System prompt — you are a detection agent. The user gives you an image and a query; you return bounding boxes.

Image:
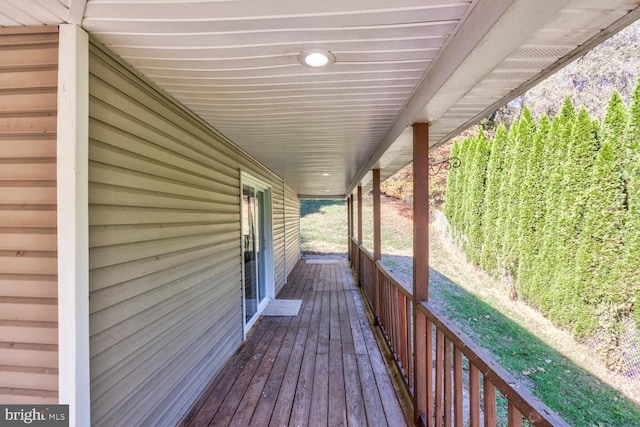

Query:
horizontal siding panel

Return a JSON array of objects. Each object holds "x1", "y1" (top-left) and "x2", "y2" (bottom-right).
[
  {"x1": 90, "y1": 121, "x2": 239, "y2": 187},
  {"x1": 89, "y1": 50, "x2": 242, "y2": 161},
  {"x1": 88, "y1": 78, "x2": 239, "y2": 168},
  {"x1": 0, "y1": 343, "x2": 57, "y2": 369},
  {"x1": 0, "y1": 298, "x2": 57, "y2": 322},
  {"x1": 90, "y1": 143, "x2": 238, "y2": 195},
  {"x1": 0, "y1": 321, "x2": 57, "y2": 345},
  {"x1": 0, "y1": 367, "x2": 57, "y2": 391},
  {"x1": 0, "y1": 208, "x2": 56, "y2": 227},
  {"x1": 0, "y1": 135, "x2": 56, "y2": 158},
  {"x1": 0, "y1": 43, "x2": 58, "y2": 67},
  {"x1": 0, "y1": 69, "x2": 58, "y2": 90},
  {"x1": 0, "y1": 115, "x2": 56, "y2": 134},
  {"x1": 0, "y1": 252, "x2": 56, "y2": 275},
  {"x1": 0, "y1": 91, "x2": 57, "y2": 112},
  {"x1": 90, "y1": 162, "x2": 238, "y2": 203},
  {"x1": 90, "y1": 239, "x2": 239, "y2": 292},
  {"x1": 97, "y1": 294, "x2": 240, "y2": 426},
  {"x1": 0, "y1": 228, "x2": 56, "y2": 251},
  {"x1": 91, "y1": 268, "x2": 238, "y2": 391},
  {"x1": 89, "y1": 205, "x2": 238, "y2": 226},
  {"x1": 0, "y1": 183, "x2": 56, "y2": 204},
  {"x1": 89, "y1": 102, "x2": 238, "y2": 178},
  {"x1": 0, "y1": 161, "x2": 56, "y2": 180},
  {"x1": 90, "y1": 222, "x2": 238, "y2": 248},
  {"x1": 0, "y1": 275, "x2": 56, "y2": 298},
  {"x1": 0, "y1": 390, "x2": 57, "y2": 405},
  {"x1": 89, "y1": 183, "x2": 238, "y2": 212},
  {"x1": 90, "y1": 255, "x2": 239, "y2": 338},
  {"x1": 89, "y1": 231, "x2": 239, "y2": 269},
  {"x1": 91, "y1": 284, "x2": 239, "y2": 421},
  {"x1": 89, "y1": 251, "x2": 236, "y2": 313}
]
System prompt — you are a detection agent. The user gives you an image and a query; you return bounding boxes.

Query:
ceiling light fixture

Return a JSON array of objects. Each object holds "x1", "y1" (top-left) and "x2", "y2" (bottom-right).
[
  {"x1": 320, "y1": 172, "x2": 331, "y2": 176},
  {"x1": 298, "y1": 49, "x2": 335, "y2": 68}
]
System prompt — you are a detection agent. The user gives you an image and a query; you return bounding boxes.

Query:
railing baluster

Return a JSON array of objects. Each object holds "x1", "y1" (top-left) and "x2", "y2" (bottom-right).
[
  {"x1": 484, "y1": 380, "x2": 497, "y2": 427},
  {"x1": 426, "y1": 316, "x2": 433, "y2": 426},
  {"x1": 399, "y1": 294, "x2": 407, "y2": 375},
  {"x1": 453, "y1": 348, "x2": 463, "y2": 427},
  {"x1": 508, "y1": 403, "x2": 523, "y2": 427},
  {"x1": 435, "y1": 329, "x2": 444, "y2": 426},
  {"x1": 444, "y1": 337, "x2": 453, "y2": 427},
  {"x1": 469, "y1": 364, "x2": 480, "y2": 427},
  {"x1": 410, "y1": 300, "x2": 416, "y2": 392}
]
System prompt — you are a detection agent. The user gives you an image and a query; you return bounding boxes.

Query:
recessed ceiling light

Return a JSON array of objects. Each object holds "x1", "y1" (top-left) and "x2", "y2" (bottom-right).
[
  {"x1": 298, "y1": 49, "x2": 335, "y2": 68},
  {"x1": 320, "y1": 172, "x2": 331, "y2": 176}
]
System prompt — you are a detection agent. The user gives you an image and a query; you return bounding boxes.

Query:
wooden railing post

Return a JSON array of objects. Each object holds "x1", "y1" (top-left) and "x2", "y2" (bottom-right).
[
  {"x1": 413, "y1": 122, "x2": 430, "y2": 425},
  {"x1": 357, "y1": 185, "x2": 363, "y2": 284},
  {"x1": 373, "y1": 169, "x2": 381, "y2": 325},
  {"x1": 347, "y1": 195, "x2": 352, "y2": 261}
]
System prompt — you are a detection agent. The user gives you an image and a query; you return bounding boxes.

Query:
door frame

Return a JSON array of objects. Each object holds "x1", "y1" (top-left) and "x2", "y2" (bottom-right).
[{"x1": 240, "y1": 171, "x2": 275, "y2": 338}]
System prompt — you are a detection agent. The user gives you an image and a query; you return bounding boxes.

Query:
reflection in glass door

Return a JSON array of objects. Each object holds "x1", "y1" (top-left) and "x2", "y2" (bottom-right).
[{"x1": 242, "y1": 184, "x2": 266, "y2": 324}]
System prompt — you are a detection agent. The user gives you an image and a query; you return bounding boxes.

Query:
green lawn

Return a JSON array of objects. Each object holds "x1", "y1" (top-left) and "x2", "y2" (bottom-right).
[{"x1": 300, "y1": 199, "x2": 348, "y2": 254}]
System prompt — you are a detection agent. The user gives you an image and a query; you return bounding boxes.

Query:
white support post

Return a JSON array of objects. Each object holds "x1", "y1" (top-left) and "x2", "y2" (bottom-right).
[{"x1": 57, "y1": 24, "x2": 90, "y2": 427}]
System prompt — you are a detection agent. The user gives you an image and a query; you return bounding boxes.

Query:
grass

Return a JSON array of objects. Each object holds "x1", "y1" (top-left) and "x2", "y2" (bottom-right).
[
  {"x1": 300, "y1": 196, "x2": 640, "y2": 427},
  {"x1": 300, "y1": 199, "x2": 348, "y2": 254}
]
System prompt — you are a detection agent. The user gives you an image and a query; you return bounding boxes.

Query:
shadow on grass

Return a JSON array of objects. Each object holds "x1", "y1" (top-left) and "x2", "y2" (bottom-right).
[
  {"x1": 300, "y1": 199, "x2": 346, "y2": 217},
  {"x1": 379, "y1": 254, "x2": 640, "y2": 426}
]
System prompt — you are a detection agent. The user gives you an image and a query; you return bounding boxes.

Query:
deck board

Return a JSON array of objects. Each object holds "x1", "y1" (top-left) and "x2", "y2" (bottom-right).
[{"x1": 183, "y1": 259, "x2": 412, "y2": 427}]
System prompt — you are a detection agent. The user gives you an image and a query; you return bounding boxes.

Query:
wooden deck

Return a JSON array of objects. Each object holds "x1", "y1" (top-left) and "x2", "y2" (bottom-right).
[{"x1": 181, "y1": 258, "x2": 412, "y2": 427}]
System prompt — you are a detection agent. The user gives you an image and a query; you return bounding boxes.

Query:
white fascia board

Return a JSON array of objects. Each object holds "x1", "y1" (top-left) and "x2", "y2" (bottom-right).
[{"x1": 57, "y1": 23, "x2": 90, "y2": 427}]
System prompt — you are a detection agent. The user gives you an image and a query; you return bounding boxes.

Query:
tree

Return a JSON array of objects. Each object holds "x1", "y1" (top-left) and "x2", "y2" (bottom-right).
[
  {"x1": 624, "y1": 79, "x2": 640, "y2": 333},
  {"x1": 530, "y1": 98, "x2": 575, "y2": 313},
  {"x1": 444, "y1": 140, "x2": 461, "y2": 226},
  {"x1": 463, "y1": 131, "x2": 489, "y2": 263},
  {"x1": 516, "y1": 114, "x2": 550, "y2": 298},
  {"x1": 500, "y1": 107, "x2": 536, "y2": 282},
  {"x1": 573, "y1": 92, "x2": 629, "y2": 369},
  {"x1": 480, "y1": 124, "x2": 509, "y2": 271}
]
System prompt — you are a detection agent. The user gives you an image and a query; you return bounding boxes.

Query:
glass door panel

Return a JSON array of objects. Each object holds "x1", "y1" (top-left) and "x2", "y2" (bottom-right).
[{"x1": 242, "y1": 183, "x2": 267, "y2": 325}]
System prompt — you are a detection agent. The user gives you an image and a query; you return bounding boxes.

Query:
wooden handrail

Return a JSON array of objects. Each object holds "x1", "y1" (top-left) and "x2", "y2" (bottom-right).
[
  {"x1": 349, "y1": 241, "x2": 569, "y2": 427},
  {"x1": 418, "y1": 301, "x2": 569, "y2": 426}
]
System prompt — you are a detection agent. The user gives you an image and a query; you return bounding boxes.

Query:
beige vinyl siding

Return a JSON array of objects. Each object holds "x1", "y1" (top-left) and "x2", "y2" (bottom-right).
[
  {"x1": 284, "y1": 183, "x2": 301, "y2": 280},
  {"x1": 88, "y1": 41, "x2": 298, "y2": 426},
  {"x1": 0, "y1": 27, "x2": 59, "y2": 405},
  {"x1": 273, "y1": 182, "x2": 286, "y2": 293}
]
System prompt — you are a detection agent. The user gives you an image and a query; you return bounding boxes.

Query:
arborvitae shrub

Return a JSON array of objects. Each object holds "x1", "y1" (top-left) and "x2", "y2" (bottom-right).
[
  {"x1": 443, "y1": 140, "x2": 461, "y2": 225},
  {"x1": 480, "y1": 124, "x2": 509, "y2": 271},
  {"x1": 516, "y1": 114, "x2": 549, "y2": 299},
  {"x1": 443, "y1": 84, "x2": 640, "y2": 365},
  {"x1": 625, "y1": 79, "x2": 640, "y2": 334},
  {"x1": 463, "y1": 131, "x2": 489, "y2": 263}
]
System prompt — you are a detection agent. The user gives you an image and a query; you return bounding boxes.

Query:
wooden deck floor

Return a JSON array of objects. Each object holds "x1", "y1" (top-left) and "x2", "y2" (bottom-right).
[{"x1": 181, "y1": 258, "x2": 412, "y2": 427}]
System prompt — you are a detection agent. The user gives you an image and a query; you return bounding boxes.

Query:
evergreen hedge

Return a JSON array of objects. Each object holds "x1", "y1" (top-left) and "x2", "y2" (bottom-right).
[{"x1": 443, "y1": 79, "x2": 640, "y2": 370}]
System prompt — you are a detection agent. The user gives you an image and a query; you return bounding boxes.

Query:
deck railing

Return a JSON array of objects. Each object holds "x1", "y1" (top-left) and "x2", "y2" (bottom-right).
[{"x1": 349, "y1": 238, "x2": 568, "y2": 427}]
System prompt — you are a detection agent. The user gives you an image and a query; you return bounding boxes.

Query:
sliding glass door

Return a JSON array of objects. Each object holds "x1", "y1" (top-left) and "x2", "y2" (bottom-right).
[{"x1": 241, "y1": 174, "x2": 273, "y2": 333}]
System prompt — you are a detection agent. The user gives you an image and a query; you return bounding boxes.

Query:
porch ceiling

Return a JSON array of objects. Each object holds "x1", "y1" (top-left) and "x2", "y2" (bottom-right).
[{"x1": 3, "y1": 0, "x2": 640, "y2": 197}]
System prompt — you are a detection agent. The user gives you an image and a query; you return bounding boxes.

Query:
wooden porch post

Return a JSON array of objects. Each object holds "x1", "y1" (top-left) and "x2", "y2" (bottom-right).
[
  {"x1": 413, "y1": 122, "x2": 430, "y2": 424},
  {"x1": 347, "y1": 195, "x2": 352, "y2": 261},
  {"x1": 372, "y1": 169, "x2": 381, "y2": 323},
  {"x1": 357, "y1": 186, "x2": 363, "y2": 284},
  {"x1": 357, "y1": 186, "x2": 363, "y2": 246}
]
